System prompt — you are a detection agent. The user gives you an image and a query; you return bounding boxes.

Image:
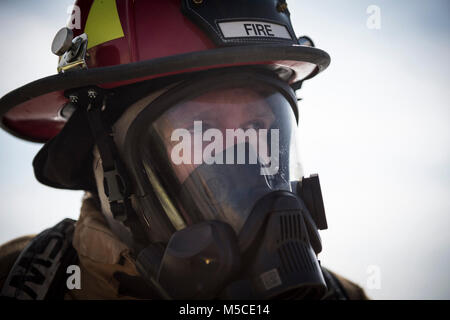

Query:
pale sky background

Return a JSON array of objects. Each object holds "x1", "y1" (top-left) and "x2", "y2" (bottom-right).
[{"x1": 0, "y1": 0, "x2": 449, "y2": 300}]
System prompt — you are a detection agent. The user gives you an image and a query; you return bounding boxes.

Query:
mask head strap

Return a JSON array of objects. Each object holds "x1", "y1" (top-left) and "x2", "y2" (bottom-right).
[{"x1": 67, "y1": 86, "x2": 148, "y2": 249}]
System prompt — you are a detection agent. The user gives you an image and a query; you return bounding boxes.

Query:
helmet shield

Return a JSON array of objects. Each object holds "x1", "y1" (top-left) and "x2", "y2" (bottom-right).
[{"x1": 124, "y1": 72, "x2": 303, "y2": 243}]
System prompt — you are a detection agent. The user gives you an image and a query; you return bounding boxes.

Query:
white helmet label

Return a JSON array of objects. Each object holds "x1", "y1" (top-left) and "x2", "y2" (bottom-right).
[{"x1": 217, "y1": 20, "x2": 293, "y2": 40}]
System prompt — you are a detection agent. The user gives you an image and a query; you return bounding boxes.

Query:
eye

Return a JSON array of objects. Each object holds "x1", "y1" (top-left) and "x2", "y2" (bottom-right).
[{"x1": 187, "y1": 122, "x2": 213, "y2": 134}]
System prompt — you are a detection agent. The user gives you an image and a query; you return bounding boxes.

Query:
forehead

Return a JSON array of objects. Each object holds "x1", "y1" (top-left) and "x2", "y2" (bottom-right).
[
  {"x1": 190, "y1": 87, "x2": 266, "y2": 104},
  {"x1": 165, "y1": 86, "x2": 271, "y2": 119}
]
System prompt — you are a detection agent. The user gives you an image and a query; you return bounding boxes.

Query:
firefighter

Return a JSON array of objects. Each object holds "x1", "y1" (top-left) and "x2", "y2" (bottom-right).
[{"x1": 0, "y1": 0, "x2": 367, "y2": 300}]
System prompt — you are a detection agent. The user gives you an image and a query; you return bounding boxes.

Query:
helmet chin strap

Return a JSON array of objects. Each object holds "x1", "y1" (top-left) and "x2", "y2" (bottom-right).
[{"x1": 69, "y1": 86, "x2": 148, "y2": 252}]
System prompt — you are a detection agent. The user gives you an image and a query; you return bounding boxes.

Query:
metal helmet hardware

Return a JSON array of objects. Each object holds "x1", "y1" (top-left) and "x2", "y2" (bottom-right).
[{"x1": 51, "y1": 27, "x2": 74, "y2": 56}]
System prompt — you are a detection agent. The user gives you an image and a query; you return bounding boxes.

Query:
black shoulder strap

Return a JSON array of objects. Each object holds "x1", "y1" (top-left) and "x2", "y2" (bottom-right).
[
  {"x1": 321, "y1": 267, "x2": 349, "y2": 300},
  {"x1": 1, "y1": 219, "x2": 78, "y2": 300}
]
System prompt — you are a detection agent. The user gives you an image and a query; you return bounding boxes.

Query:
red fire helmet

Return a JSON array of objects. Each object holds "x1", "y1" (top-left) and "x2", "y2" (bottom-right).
[{"x1": 0, "y1": 0, "x2": 330, "y2": 143}]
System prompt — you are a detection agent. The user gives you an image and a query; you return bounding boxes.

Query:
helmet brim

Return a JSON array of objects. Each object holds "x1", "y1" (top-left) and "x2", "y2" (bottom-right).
[{"x1": 0, "y1": 44, "x2": 329, "y2": 143}]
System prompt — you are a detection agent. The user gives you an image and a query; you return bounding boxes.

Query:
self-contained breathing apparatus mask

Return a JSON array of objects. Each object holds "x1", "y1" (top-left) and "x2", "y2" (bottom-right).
[{"x1": 111, "y1": 70, "x2": 329, "y2": 299}]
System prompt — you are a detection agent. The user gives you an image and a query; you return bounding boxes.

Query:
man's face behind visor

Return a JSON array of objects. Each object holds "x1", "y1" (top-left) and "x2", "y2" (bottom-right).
[
  {"x1": 154, "y1": 87, "x2": 277, "y2": 183},
  {"x1": 123, "y1": 73, "x2": 304, "y2": 243}
]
